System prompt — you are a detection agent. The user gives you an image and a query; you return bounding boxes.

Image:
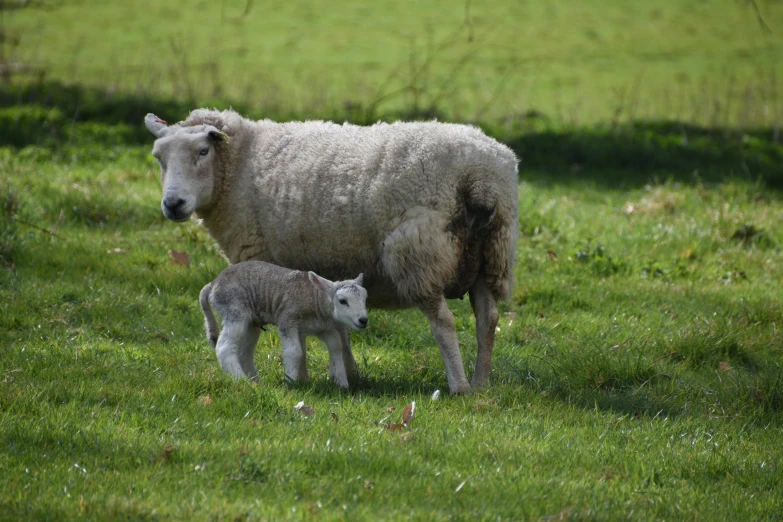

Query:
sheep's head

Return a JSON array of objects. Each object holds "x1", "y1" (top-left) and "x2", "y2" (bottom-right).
[
  {"x1": 145, "y1": 113, "x2": 229, "y2": 222},
  {"x1": 309, "y1": 272, "x2": 369, "y2": 331}
]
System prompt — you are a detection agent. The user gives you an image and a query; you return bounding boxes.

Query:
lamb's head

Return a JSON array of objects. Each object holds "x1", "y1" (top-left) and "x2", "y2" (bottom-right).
[
  {"x1": 308, "y1": 272, "x2": 369, "y2": 331},
  {"x1": 145, "y1": 113, "x2": 229, "y2": 222}
]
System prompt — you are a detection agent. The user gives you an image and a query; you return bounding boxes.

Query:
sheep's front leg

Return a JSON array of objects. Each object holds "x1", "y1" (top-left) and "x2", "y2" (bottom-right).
[
  {"x1": 420, "y1": 297, "x2": 472, "y2": 394},
  {"x1": 215, "y1": 321, "x2": 249, "y2": 379},
  {"x1": 469, "y1": 273, "x2": 499, "y2": 389},
  {"x1": 337, "y1": 325, "x2": 360, "y2": 384},
  {"x1": 238, "y1": 325, "x2": 261, "y2": 381},
  {"x1": 279, "y1": 327, "x2": 308, "y2": 384},
  {"x1": 318, "y1": 329, "x2": 350, "y2": 389}
]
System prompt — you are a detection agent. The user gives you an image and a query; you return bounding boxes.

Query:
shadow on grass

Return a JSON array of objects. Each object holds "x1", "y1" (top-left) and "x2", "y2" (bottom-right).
[{"x1": 2, "y1": 80, "x2": 782, "y2": 190}]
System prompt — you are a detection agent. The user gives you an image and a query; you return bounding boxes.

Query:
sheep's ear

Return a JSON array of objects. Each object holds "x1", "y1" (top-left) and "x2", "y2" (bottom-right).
[
  {"x1": 144, "y1": 113, "x2": 169, "y2": 138},
  {"x1": 354, "y1": 273, "x2": 364, "y2": 286},
  {"x1": 207, "y1": 128, "x2": 229, "y2": 143},
  {"x1": 308, "y1": 271, "x2": 334, "y2": 293}
]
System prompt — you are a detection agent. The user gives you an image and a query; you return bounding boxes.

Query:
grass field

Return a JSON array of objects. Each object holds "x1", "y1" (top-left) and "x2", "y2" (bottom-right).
[{"x1": 2, "y1": 0, "x2": 783, "y2": 520}]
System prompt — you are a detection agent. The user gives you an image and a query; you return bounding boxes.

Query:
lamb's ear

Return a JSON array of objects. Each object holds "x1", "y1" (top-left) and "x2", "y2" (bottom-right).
[
  {"x1": 354, "y1": 273, "x2": 364, "y2": 286},
  {"x1": 144, "y1": 113, "x2": 169, "y2": 138},
  {"x1": 308, "y1": 271, "x2": 334, "y2": 293},
  {"x1": 207, "y1": 128, "x2": 229, "y2": 143}
]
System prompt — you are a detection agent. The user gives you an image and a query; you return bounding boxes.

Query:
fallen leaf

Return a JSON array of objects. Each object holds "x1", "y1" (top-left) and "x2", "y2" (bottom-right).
[
  {"x1": 546, "y1": 249, "x2": 558, "y2": 261},
  {"x1": 156, "y1": 444, "x2": 176, "y2": 463},
  {"x1": 624, "y1": 202, "x2": 635, "y2": 216},
  {"x1": 168, "y1": 249, "x2": 190, "y2": 267},
  {"x1": 197, "y1": 395, "x2": 212, "y2": 406},
  {"x1": 331, "y1": 412, "x2": 339, "y2": 423},
  {"x1": 106, "y1": 248, "x2": 126, "y2": 255},
  {"x1": 402, "y1": 401, "x2": 416, "y2": 426},
  {"x1": 719, "y1": 361, "x2": 733, "y2": 372},
  {"x1": 294, "y1": 401, "x2": 316, "y2": 416}
]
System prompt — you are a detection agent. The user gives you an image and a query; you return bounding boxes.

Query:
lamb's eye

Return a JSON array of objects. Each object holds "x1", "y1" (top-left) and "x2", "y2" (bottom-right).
[
  {"x1": 338, "y1": 298, "x2": 348, "y2": 306},
  {"x1": 198, "y1": 147, "x2": 209, "y2": 157}
]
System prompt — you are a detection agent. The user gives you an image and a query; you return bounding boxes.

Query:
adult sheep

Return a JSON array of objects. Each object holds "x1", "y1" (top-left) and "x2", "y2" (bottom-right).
[{"x1": 144, "y1": 109, "x2": 519, "y2": 394}]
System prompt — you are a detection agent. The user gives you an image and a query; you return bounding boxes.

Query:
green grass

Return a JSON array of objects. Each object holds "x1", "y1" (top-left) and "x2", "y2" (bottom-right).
[
  {"x1": 2, "y1": 110, "x2": 783, "y2": 519},
  {"x1": 2, "y1": 0, "x2": 783, "y2": 519}
]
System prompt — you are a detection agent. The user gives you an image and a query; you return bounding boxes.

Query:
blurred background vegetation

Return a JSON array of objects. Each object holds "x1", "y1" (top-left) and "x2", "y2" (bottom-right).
[{"x1": 1, "y1": 0, "x2": 781, "y2": 190}]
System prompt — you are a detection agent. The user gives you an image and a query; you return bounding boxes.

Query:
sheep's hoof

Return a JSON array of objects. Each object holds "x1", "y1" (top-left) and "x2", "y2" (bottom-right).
[
  {"x1": 470, "y1": 376, "x2": 490, "y2": 390},
  {"x1": 450, "y1": 384, "x2": 473, "y2": 395}
]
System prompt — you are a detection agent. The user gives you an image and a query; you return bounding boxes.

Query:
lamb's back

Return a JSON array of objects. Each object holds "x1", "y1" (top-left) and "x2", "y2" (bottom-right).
[{"x1": 210, "y1": 261, "x2": 318, "y2": 326}]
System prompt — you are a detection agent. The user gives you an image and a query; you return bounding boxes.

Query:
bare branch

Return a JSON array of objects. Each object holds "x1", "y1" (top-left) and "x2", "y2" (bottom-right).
[{"x1": 744, "y1": 0, "x2": 772, "y2": 34}]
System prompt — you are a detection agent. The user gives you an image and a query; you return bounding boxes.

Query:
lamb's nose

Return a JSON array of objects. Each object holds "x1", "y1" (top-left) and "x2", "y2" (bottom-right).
[{"x1": 358, "y1": 317, "x2": 369, "y2": 327}]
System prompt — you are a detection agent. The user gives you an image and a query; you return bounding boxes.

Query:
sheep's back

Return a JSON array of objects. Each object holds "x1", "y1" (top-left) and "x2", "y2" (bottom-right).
[{"x1": 240, "y1": 120, "x2": 518, "y2": 290}]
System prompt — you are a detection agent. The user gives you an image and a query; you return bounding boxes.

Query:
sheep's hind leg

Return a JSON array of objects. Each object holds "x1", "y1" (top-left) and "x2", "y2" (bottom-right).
[
  {"x1": 215, "y1": 321, "x2": 249, "y2": 379},
  {"x1": 279, "y1": 327, "x2": 308, "y2": 384},
  {"x1": 419, "y1": 297, "x2": 472, "y2": 394},
  {"x1": 469, "y1": 273, "x2": 499, "y2": 389},
  {"x1": 238, "y1": 325, "x2": 261, "y2": 381},
  {"x1": 318, "y1": 329, "x2": 350, "y2": 389}
]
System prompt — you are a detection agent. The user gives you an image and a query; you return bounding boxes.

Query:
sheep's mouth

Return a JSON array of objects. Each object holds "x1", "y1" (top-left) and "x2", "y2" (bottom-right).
[
  {"x1": 353, "y1": 322, "x2": 368, "y2": 330},
  {"x1": 162, "y1": 208, "x2": 193, "y2": 222}
]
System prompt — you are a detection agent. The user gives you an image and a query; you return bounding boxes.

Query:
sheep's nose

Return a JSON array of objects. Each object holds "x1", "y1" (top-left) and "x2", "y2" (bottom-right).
[
  {"x1": 358, "y1": 317, "x2": 368, "y2": 327},
  {"x1": 163, "y1": 197, "x2": 186, "y2": 212}
]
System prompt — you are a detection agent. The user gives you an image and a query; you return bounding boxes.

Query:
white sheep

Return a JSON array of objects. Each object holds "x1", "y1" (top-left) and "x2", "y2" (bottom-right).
[
  {"x1": 199, "y1": 260, "x2": 368, "y2": 388},
  {"x1": 145, "y1": 109, "x2": 519, "y2": 394}
]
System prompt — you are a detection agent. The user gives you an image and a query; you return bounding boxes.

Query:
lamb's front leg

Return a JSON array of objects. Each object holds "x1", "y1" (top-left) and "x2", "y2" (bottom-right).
[
  {"x1": 337, "y1": 325, "x2": 360, "y2": 384},
  {"x1": 318, "y1": 329, "x2": 350, "y2": 389},
  {"x1": 419, "y1": 296, "x2": 472, "y2": 394},
  {"x1": 278, "y1": 326, "x2": 308, "y2": 384},
  {"x1": 215, "y1": 321, "x2": 249, "y2": 379}
]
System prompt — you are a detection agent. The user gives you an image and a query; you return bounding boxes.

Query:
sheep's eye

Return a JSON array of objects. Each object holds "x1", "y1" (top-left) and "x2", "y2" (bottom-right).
[
  {"x1": 338, "y1": 298, "x2": 348, "y2": 306},
  {"x1": 198, "y1": 147, "x2": 209, "y2": 157}
]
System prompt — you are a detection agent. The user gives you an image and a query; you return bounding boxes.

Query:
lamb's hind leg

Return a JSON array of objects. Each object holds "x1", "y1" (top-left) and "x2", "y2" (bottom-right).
[
  {"x1": 469, "y1": 273, "x2": 499, "y2": 389},
  {"x1": 215, "y1": 321, "x2": 249, "y2": 379},
  {"x1": 238, "y1": 326, "x2": 261, "y2": 381},
  {"x1": 279, "y1": 327, "x2": 308, "y2": 384},
  {"x1": 420, "y1": 297, "x2": 471, "y2": 394}
]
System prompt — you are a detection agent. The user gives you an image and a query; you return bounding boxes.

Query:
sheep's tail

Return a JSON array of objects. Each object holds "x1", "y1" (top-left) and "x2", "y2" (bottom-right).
[
  {"x1": 470, "y1": 162, "x2": 518, "y2": 301},
  {"x1": 199, "y1": 283, "x2": 219, "y2": 348}
]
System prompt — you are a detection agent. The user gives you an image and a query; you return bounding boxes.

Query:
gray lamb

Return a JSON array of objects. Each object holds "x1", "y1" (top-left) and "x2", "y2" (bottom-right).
[{"x1": 199, "y1": 260, "x2": 368, "y2": 388}]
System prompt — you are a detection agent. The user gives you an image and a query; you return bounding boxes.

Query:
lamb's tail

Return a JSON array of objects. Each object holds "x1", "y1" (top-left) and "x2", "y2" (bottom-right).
[{"x1": 199, "y1": 283, "x2": 219, "y2": 348}]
